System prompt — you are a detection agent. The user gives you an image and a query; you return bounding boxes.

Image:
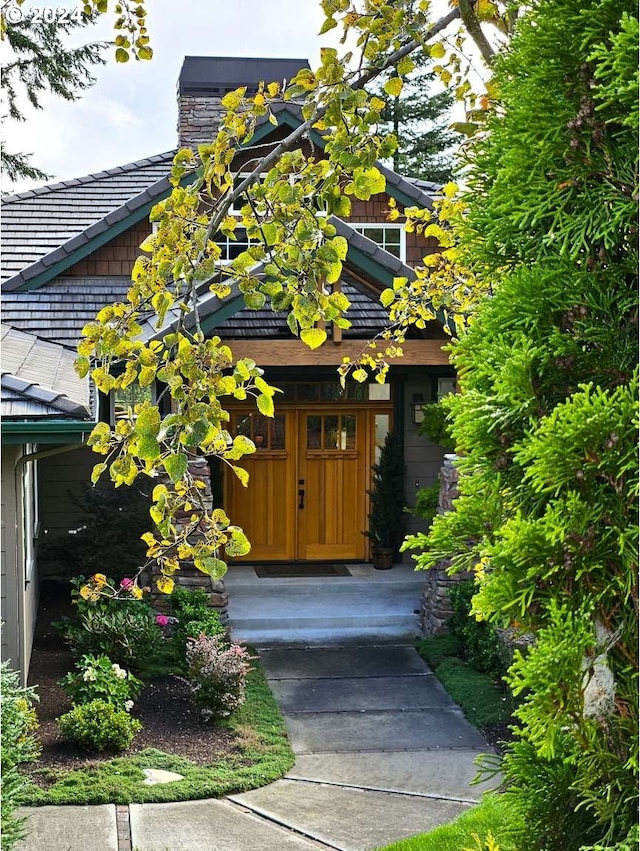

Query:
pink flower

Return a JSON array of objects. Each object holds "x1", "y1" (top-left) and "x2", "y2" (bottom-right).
[
  {"x1": 120, "y1": 578, "x2": 134, "y2": 589},
  {"x1": 155, "y1": 614, "x2": 169, "y2": 626}
]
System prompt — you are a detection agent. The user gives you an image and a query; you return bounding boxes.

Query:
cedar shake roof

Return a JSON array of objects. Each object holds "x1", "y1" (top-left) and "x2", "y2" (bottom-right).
[
  {"x1": 1, "y1": 152, "x2": 175, "y2": 288},
  {"x1": 1, "y1": 324, "x2": 92, "y2": 419},
  {"x1": 1, "y1": 277, "x2": 132, "y2": 349}
]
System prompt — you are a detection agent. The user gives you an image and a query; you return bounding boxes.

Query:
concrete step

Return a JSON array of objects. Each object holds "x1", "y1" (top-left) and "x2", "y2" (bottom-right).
[
  {"x1": 225, "y1": 563, "x2": 424, "y2": 646},
  {"x1": 230, "y1": 623, "x2": 420, "y2": 647}
]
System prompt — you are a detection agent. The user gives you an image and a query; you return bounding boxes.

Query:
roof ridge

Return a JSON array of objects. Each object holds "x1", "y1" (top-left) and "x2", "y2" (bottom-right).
[{"x1": 2, "y1": 150, "x2": 177, "y2": 203}]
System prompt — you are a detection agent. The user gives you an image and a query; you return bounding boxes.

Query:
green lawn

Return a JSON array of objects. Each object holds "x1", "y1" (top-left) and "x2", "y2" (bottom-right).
[
  {"x1": 375, "y1": 793, "x2": 522, "y2": 851},
  {"x1": 20, "y1": 662, "x2": 294, "y2": 806},
  {"x1": 416, "y1": 637, "x2": 515, "y2": 729}
]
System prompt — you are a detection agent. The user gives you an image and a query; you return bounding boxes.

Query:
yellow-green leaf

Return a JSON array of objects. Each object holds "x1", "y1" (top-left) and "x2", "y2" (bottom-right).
[
  {"x1": 225, "y1": 528, "x2": 251, "y2": 557},
  {"x1": 301, "y1": 327, "x2": 327, "y2": 350},
  {"x1": 430, "y1": 41, "x2": 446, "y2": 59},
  {"x1": 164, "y1": 452, "x2": 188, "y2": 483},
  {"x1": 194, "y1": 557, "x2": 227, "y2": 579},
  {"x1": 380, "y1": 288, "x2": 395, "y2": 308},
  {"x1": 231, "y1": 465, "x2": 250, "y2": 487},
  {"x1": 257, "y1": 393, "x2": 275, "y2": 417},
  {"x1": 91, "y1": 463, "x2": 107, "y2": 484},
  {"x1": 75, "y1": 356, "x2": 90, "y2": 378},
  {"x1": 384, "y1": 77, "x2": 403, "y2": 97},
  {"x1": 135, "y1": 407, "x2": 161, "y2": 437},
  {"x1": 156, "y1": 576, "x2": 174, "y2": 595}
]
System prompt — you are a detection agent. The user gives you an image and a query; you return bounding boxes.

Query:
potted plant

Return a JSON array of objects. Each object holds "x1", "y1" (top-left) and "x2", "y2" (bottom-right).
[{"x1": 365, "y1": 431, "x2": 406, "y2": 569}]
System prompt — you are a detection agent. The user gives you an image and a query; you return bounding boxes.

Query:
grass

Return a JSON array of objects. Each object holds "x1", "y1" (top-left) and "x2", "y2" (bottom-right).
[
  {"x1": 20, "y1": 660, "x2": 295, "y2": 806},
  {"x1": 416, "y1": 637, "x2": 515, "y2": 729},
  {"x1": 374, "y1": 792, "x2": 523, "y2": 851}
]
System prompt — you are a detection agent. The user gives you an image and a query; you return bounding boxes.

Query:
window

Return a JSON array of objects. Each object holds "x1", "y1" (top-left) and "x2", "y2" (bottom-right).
[
  {"x1": 351, "y1": 224, "x2": 406, "y2": 262},
  {"x1": 436, "y1": 377, "x2": 457, "y2": 401},
  {"x1": 112, "y1": 382, "x2": 155, "y2": 422},
  {"x1": 215, "y1": 228, "x2": 253, "y2": 262}
]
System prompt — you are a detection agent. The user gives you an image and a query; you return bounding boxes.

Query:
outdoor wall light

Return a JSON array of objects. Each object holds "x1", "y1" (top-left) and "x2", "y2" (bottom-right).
[{"x1": 411, "y1": 394, "x2": 425, "y2": 425}]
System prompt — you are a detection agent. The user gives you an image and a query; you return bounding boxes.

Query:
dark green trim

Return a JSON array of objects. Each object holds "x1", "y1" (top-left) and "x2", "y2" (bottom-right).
[
  {"x1": 200, "y1": 294, "x2": 247, "y2": 334},
  {"x1": 14, "y1": 197, "x2": 163, "y2": 292},
  {"x1": 1, "y1": 420, "x2": 95, "y2": 444}
]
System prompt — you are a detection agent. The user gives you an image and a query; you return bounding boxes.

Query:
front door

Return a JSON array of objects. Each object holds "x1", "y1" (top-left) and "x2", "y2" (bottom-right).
[{"x1": 225, "y1": 407, "x2": 378, "y2": 562}]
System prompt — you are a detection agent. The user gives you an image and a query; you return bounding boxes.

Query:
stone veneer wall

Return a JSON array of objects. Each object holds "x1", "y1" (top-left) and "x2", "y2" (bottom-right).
[
  {"x1": 419, "y1": 454, "x2": 473, "y2": 636},
  {"x1": 178, "y1": 96, "x2": 225, "y2": 149},
  {"x1": 150, "y1": 456, "x2": 229, "y2": 621}
]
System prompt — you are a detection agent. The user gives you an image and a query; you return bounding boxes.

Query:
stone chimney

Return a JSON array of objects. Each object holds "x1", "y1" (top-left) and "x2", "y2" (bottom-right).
[{"x1": 177, "y1": 56, "x2": 310, "y2": 150}]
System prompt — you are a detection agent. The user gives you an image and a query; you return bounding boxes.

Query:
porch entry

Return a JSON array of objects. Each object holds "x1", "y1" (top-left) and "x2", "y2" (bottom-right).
[{"x1": 225, "y1": 405, "x2": 391, "y2": 562}]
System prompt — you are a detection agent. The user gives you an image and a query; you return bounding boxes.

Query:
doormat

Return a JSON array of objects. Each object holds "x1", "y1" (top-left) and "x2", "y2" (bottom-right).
[{"x1": 253, "y1": 564, "x2": 352, "y2": 578}]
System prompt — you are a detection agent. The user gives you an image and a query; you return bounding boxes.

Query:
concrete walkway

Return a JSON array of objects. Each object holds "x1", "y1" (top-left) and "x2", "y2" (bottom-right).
[{"x1": 17, "y1": 643, "x2": 496, "y2": 851}]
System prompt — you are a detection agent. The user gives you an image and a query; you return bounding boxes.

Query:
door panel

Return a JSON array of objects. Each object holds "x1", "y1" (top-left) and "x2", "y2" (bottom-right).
[
  {"x1": 298, "y1": 411, "x2": 366, "y2": 560},
  {"x1": 225, "y1": 406, "x2": 383, "y2": 563},
  {"x1": 226, "y1": 412, "x2": 295, "y2": 561}
]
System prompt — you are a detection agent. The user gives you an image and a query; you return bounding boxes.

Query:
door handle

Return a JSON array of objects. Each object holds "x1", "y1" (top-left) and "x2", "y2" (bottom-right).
[{"x1": 298, "y1": 488, "x2": 305, "y2": 509}]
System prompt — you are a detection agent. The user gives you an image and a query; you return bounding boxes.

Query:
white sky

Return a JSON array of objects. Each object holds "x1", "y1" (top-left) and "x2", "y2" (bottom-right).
[
  {"x1": 1, "y1": 0, "x2": 472, "y2": 194},
  {"x1": 2, "y1": 0, "x2": 330, "y2": 192}
]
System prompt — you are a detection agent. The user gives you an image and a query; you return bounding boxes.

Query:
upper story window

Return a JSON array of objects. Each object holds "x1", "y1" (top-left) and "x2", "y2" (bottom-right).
[
  {"x1": 216, "y1": 229, "x2": 253, "y2": 263},
  {"x1": 351, "y1": 224, "x2": 406, "y2": 262}
]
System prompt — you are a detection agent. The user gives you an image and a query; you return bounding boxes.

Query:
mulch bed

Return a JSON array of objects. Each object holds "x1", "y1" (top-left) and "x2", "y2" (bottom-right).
[{"x1": 23, "y1": 581, "x2": 239, "y2": 783}]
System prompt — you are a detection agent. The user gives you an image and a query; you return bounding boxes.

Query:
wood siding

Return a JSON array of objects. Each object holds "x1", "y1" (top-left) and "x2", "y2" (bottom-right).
[
  {"x1": 66, "y1": 220, "x2": 151, "y2": 277},
  {"x1": 39, "y1": 446, "x2": 96, "y2": 574},
  {"x1": 1, "y1": 445, "x2": 40, "y2": 682},
  {"x1": 63, "y1": 188, "x2": 437, "y2": 280}
]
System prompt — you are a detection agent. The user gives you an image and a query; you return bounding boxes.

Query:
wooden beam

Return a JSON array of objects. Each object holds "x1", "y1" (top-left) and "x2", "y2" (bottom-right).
[{"x1": 223, "y1": 338, "x2": 450, "y2": 366}]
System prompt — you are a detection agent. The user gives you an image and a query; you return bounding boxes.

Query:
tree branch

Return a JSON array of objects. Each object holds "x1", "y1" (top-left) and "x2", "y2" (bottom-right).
[
  {"x1": 457, "y1": 0, "x2": 496, "y2": 65},
  {"x1": 198, "y1": 7, "x2": 461, "y2": 257}
]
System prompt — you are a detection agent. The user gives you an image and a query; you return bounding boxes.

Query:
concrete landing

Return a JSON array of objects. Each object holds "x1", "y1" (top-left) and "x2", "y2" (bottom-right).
[{"x1": 224, "y1": 563, "x2": 425, "y2": 646}]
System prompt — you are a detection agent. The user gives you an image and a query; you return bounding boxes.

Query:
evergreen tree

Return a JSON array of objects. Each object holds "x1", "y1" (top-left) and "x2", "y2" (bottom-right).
[
  {"x1": 370, "y1": 47, "x2": 456, "y2": 183},
  {"x1": 1, "y1": 11, "x2": 107, "y2": 181},
  {"x1": 408, "y1": 0, "x2": 638, "y2": 847}
]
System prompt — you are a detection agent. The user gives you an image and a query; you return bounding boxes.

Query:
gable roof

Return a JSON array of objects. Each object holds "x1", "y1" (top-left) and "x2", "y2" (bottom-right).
[
  {"x1": 2, "y1": 152, "x2": 175, "y2": 289},
  {"x1": 2, "y1": 108, "x2": 440, "y2": 292},
  {"x1": 1, "y1": 324, "x2": 92, "y2": 419}
]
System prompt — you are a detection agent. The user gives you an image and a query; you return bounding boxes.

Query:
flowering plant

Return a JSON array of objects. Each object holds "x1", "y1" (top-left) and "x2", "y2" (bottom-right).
[
  {"x1": 54, "y1": 577, "x2": 163, "y2": 667},
  {"x1": 58, "y1": 653, "x2": 142, "y2": 712},
  {"x1": 185, "y1": 635, "x2": 255, "y2": 721}
]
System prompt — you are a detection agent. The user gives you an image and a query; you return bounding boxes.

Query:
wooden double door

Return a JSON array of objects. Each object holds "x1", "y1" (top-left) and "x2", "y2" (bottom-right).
[{"x1": 225, "y1": 407, "x2": 384, "y2": 562}]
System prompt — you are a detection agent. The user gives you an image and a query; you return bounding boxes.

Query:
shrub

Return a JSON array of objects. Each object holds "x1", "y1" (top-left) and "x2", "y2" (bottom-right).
[
  {"x1": 169, "y1": 585, "x2": 227, "y2": 653},
  {"x1": 185, "y1": 635, "x2": 254, "y2": 721},
  {"x1": 57, "y1": 700, "x2": 141, "y2": 751},
  {"x1": 1, "y1": 663, "x2": 41, "y2": 850},
  {"x1": 447, "y1": 581, "x2": 509, "y2": 677},
  {"x1": 58, "y1": 654, "x2": 142, "y2": 712},
  {"x1": 55, "y1": 579, "x2": 163, "y2": 668},
  {"x1": 170, "y1": 585, "x2": 211, "y2": 620}
]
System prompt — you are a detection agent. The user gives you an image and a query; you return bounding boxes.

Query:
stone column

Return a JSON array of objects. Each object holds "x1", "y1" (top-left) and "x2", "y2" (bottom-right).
[
  {"x1": 419, "y1": 455, "x2": 472, "y2": 636},
  {"x1": 150, "y1": 455, "x2": 229, "y2": 621}
]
